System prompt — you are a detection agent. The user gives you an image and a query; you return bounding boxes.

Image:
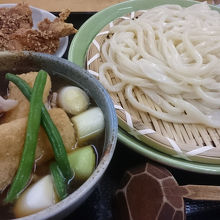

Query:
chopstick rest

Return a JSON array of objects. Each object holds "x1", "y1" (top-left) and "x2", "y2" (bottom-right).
[{"x1": 113, "y1": 162, "x2": 220, "y2": 220}]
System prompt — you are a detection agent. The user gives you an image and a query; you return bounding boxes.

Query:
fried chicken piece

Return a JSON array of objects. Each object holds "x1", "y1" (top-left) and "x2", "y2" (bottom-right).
[
  {"x1": 38, "y1": 9, "x2": 77, "y2": 38},
  {"x1": 8, "y1": 9, "x2": 77, "y2": 54},
  {"x1": 0, "y1": 33, "x2": 9, "y2": 51},
  {"x1": 0, "y1": 3, "x2": 32, "y2": 35},
  {"x1": 0, "y1": 108, "x2": 76, "y2": 191},
  {"x1": 8, "y1": 28, "x2": 60, "y2": 54},
  {"x1": 0, "y1": 4, "x2": 76, "y2": 54},
  {"x1": 0, "y1": 3, "x2": 32, "y2": 51}
]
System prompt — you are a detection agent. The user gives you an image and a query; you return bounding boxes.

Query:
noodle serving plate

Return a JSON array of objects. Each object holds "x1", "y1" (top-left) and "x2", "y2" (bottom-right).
[{"x1": 68, "y1": 0, "x2": 220, "y2": 174}]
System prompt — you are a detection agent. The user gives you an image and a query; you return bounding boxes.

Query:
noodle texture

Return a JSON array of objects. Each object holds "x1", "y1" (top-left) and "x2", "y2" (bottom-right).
[{"x1": 99, "y1": 3, "x2": 220, "y2": 128}]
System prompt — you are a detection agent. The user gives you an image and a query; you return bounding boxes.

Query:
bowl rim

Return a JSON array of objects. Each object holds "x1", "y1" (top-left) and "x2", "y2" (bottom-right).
[{"x1": 0, "y1": 51, "x2": 118, "y2": 220}]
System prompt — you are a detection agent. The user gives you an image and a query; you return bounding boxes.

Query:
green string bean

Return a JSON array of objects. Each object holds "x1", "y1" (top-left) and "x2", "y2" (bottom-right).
[
  {"x1": 50, "y1": 162, "x2": 68, "y2": 200},
  {"x1": 5, "y1": 73, "x2": 73, "y2": 184},
  {"x1": 5, "y1": 70, "x2": 47, "y2": 203}
]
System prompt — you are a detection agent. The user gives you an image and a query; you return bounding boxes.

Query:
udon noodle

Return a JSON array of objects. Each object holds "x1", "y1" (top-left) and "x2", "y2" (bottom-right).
[{"x1": 99, "y1": 3, "x2": 220, "y2": 128}]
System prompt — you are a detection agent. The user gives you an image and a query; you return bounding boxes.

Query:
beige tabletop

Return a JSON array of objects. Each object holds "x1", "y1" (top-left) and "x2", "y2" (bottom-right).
[
  {"x1": 1, "y1": 0, "x2": 220, "y2": 12},
  {"x1": 1, "y1": 0, "x2": 126, "y2": 12}
]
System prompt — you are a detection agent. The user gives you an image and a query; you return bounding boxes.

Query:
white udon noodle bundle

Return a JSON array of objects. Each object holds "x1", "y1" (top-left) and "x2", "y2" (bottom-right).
[{"x1": 99, "y1": 3, "x2": 220, "y2": 128}]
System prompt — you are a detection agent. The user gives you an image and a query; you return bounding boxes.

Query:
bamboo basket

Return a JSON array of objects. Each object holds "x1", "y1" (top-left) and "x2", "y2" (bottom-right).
[{"x1": 86, "y1": 8, "x2": 220, "y2": 164}]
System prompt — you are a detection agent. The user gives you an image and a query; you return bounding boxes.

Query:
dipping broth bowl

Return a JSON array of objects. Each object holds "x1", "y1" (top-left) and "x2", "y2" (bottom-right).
[{"x1": 0, "y1": 51, "x2": 118, "y2": 220}]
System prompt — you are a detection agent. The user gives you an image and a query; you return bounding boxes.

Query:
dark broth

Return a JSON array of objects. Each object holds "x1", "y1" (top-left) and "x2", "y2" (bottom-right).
[{"x1": 0, "y1": 72, "x2": 105, "y2": 219}]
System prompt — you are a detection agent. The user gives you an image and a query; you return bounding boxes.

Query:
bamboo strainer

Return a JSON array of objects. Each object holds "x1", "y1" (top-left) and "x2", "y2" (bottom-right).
[{"x1": 86, "y1": 10, "x2": 220, "y2": 164}]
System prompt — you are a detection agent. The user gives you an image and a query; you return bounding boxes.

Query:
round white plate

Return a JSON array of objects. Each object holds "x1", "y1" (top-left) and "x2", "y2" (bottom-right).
[{"x1": 0, "y1": 4, "x2": 68, "y2": 57}]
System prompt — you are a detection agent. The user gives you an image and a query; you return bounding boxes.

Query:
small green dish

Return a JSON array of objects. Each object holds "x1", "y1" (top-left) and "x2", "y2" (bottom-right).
[{"x1": 68, "y1": 0, "x2": 220, "y2": 174}]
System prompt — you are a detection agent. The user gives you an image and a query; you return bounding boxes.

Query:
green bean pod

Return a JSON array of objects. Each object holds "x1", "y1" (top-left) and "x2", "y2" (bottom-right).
[
  {"x1": 5, "y1": 70, "x2": 47, "y2": 203},
  {"x1": 50, "y1": 162, "x2": 68, "y2": 200},
  {"x1": 5, "y1": 73, "x2": 73, "y2": 181}
]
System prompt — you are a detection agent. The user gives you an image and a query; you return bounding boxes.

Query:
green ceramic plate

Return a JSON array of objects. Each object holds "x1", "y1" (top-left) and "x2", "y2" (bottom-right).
[
  {"x1": 68, "y1": 0, "x2": 220, "y2": 174},
  {"x1": 118, "y1": 127, "x2": 220, "y2": 174}
]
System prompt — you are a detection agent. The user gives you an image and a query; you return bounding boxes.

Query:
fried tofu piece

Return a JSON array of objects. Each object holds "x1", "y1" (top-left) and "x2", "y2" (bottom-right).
[
  {"x1": 0, "y1": 108, "x2": 76, "y2": 191},
  {"x1": 0, "y1": 117, "x2": 26, "y2": 191},
  {"x1": 36, "y1": 108, "x2": 76, "y2": 164},
  {"x1": 1, "y1": 72, "x2": 51, "y2": 123}
]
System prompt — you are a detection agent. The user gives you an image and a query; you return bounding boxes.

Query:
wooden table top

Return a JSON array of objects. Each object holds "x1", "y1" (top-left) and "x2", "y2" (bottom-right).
[
  {"x1": 1, "y1": 0, "x2": 126, "y2": 12},
  {"x1": 1, "y1": 0, "x2": 219, "y2": 12}
]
